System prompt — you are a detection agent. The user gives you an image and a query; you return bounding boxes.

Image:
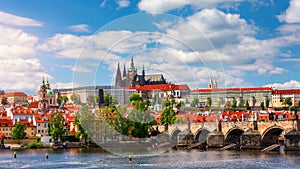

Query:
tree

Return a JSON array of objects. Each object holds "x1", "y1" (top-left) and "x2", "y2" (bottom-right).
[
  {"x1": 11, "y1": 122, "x2": 26, "y2": 144},
  {"x1": 260, "y1": 102, "x2": 265, "y2": 110},
  {"x1": 71, "y1": 93, "x2": 81, "y2": 105},
  {"x1": 1, "y1": 96, "x2": 8, "y2": 105},
  {"x1": 265, "y1": 97, "x2": 270, "y2": 108},
  {"x1": 231, "y1": 100, "x2": 237, "y2": 108},
  {"x1": 160, "y1": 104, "x2": 177, "y2": 125},
  {"x1": 57, "y1": 96, "x2": 69, "y2": 105},
  {"x1": 75, "y1": 105, "x2": 94, "y2": 144},
  {"x1": 104, "y1": 93, "x2": 118, "y2": 105},
  {"x1": 282, "y1": 97, "x2": 292, "y2": 107},
  {"x1": 245, "y1": 100, "x2": 249, "y2": 108},
  {"x1": 49, "y1": 112, "x2": 66, "y2": 140},
  {"x1": 87, "y1": 94, "x2": 96, "y2": 105},
  {"x1": 251, "y1": 96, "x2": 256, "y2": 107},
  {"x1": 191, "y1": 97, "x2": 199, "y2": 107},
  {"x1": 129, "y1": 93, "x2": 142, "y2": 102},
  {"x1": 206, "y1": 97, "x2": 212, "y2": 108}
]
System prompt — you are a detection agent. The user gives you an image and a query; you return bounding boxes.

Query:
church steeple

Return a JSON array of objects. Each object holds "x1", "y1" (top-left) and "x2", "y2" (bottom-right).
[
  {"x1": 142, "y1": 64, "x2": 145, "y2": 77},
  {"x1": 115, "y1": 62, "x2": 122, "y2": 87},
  {"x1": 129, "y1": 57, "x2": 136, "y2": 72},
  {"x1": 123, "y1": 64, "x2": 126, "y2": 77}
]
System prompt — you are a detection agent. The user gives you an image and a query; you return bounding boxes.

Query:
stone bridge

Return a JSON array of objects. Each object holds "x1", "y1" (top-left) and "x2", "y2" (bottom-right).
[{"x1": 154, "y1": 120, "x2": 300, "y2": 149}]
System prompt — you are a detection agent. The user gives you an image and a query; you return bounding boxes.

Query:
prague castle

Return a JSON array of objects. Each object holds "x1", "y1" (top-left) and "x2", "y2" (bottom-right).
[{"x1": 115, "y1": 57, "x2": 167, "y2": 88}]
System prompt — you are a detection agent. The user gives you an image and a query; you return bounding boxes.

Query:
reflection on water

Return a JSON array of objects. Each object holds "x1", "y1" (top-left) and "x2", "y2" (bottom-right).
[{"x1": 0, "y1": 148, "x2": 300, "y2": 168}]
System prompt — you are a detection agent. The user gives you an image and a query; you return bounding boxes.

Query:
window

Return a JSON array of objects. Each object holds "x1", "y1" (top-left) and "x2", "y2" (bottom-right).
[
  {"x1": 38, "y1": 123, "x2": 40, "y2": 126},
  {"x1": 38, "y1": 130, "x2": 40, "y2": 133},
  {"x1": 32, "y1": 128, "x2": 34, "y2": 130},
  {"x1": 44, "y1": 123, "x2": 47, "y2": 128},
  {"x1": 41, "y1": 130, "x2": 44, "y2": 133}
]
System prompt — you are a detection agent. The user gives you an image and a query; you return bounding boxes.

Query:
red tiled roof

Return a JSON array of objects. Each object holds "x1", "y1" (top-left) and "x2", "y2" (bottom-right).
[
  {"x1": 4, "y1": 92, "x2": 27, "y2": 97},
  {"x1": 272, "y1": 89, "x2": 300, "y2": 94},
  {"x1": 192, "y1": 87, "x2": 273, "y2": 93},
  {"x1": 136, "y1": 84, "x2": 189, "y2": 91},
  {"x1": 10, "y1": 107, "x2": 35, "y2": 115},
  {"x1": 28, "y1": 102, "x2": 39, "y2": 109},
  {"x1": 33, "y1": 113, "x2": 51, "y2": 123},
  {"x1": 0, "y1": 118, "x2": 14, "y2": 127},
  {"x1": 19, "y1": 119, "x2": 35, "y2": 127},
  {"x1": 174, "y1": 84, "x2": 190, "y2": 90}
]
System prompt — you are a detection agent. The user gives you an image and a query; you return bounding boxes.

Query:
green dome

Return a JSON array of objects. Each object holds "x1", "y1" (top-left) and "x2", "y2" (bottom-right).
[{"x1": 47, "y1": 89, "x2": 54, "y2": 95}]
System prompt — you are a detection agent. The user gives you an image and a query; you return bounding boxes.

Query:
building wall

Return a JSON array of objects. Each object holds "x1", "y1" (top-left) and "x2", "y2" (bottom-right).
[
  {"x1": 36, "y1": 122, "x2": 48, "y2": 137},
  {"x1": 0, "y1": 127, "x2": 12, "y2": 138}
]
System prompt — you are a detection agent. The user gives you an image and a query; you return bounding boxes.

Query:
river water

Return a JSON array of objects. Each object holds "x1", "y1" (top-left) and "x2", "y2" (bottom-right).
[{"x1": 1, "y1": 148, "x2": 300, "y2": 169}]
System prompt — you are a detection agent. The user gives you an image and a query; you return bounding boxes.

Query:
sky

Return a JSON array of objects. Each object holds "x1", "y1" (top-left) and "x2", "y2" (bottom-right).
[{"x1": 1, "y1": 0, "x2": 300, "y2": 94}]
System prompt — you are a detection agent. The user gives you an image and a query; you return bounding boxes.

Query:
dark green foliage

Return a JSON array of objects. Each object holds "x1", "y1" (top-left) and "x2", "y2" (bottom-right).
[
  {"x1": 49, "y1": 112, "x2": 66, "y2": 140},
  {"x1": 12, "y1": 122, "x2": 26, "y2": 144}
]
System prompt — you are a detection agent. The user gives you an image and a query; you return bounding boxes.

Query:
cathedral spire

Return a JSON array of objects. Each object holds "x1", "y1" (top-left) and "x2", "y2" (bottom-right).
[
  {"x1": 115, "y1": 62, "x2": 122, "y2": 87},
  {"x1": 123, "y1": 64, "x2": 126, "y2": 77},
  {"x1": 129, "y1": 57, "x2": 135, "y2": 71},
  {"x1": 142, "y1": 63, "x2": 145, "y2": 77}
]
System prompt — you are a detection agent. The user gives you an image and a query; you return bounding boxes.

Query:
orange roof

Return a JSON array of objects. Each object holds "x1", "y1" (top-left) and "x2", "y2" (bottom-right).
[
  {"x1": 10, "y1": 107, "x2": 35, "y2": 115},
  {"x1": 4, "y1": 92, "x2": 27, "y2": 97},
  {"x1": 19, "y1": 119, "x2": 35, "y2": 127},
  {"x1": 33, "y1": 113, "x2": 51, "y2": 123},
  {"x1": 136, "y1": 84, "x2": 188, "y2": 91},
  {"x1": 192, "y1": 87, "x2": 273, "y2": 93},
  {"x1": 28, "y1": 102, "x2": 39, "y2": 109},
  {"x1": 272, "y1": 89, "x2": 300, "y2": 94},
  {"x1": 0, "y1": 132, "x2": 4, "y2": 137},
  {"x1": 0, "y1": 118, "x2": 14, "y2": 127}
]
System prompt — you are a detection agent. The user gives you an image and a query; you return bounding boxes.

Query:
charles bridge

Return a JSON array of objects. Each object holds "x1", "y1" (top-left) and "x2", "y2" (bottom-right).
[{"x1": 154, "y1": 119, "x2": 300, "y2": 150}]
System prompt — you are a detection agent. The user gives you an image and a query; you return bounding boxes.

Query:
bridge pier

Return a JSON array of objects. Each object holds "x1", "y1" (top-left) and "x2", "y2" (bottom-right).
[
  {"x1": 240, "y1": 121, "x2": 261, "y2": 149},
  {"x1": 285, "y1": 119, "x2": 300, "y2": 151},
  {"x1": 207, "y1": 121, "x2": 224, "y2": 148}
]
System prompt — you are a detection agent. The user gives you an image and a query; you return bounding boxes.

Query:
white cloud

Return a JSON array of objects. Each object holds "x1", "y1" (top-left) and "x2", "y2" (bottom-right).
[
  {"x1": 278, "y1": 0, "x2": 300, "y2": 23},
  {"x1": 0, "y1": 58, "x2": 50, "y2": 92},
  {"x1": 60, "y1": 65, "x2": 92, "y2": 73},
  {"x1": 52, "y1": 82, "x2": 80, "y2": 90},
  {"x1": 0, "y1": 11, "x2": 43, "y2": 27},
  {"x1": 68, "y1": 24, "x2": 89, "y2": 33},
  {"x1": 117, "y1": 0, "x2": 130, "y2": 8},
  {"x1": 138, "y1": 0, "x2": 245, "y2": 13},
  {"x1": 264, "y1": 80, "x2": 300, "y2": 89},
  {"x1": 0, "y1": 25, "x2": 38, "y2": 59}
]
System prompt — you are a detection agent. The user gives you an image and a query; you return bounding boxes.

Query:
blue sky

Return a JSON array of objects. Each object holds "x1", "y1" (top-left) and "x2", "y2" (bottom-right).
[{"x1": 1, "y1": 0, "x2": 300, "y2": 94}]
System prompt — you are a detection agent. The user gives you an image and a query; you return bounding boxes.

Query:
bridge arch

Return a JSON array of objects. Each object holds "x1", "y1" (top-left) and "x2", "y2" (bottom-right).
[
  {"x1": 224, "y1": 128, "x2": 244, "y2": 145},
  {"x1": 261, "y1": 126, "x2": 285, "y2": 147},
  {"x1": 194, "y1": 128, "x2": 210, "y2": 144},
  {"x1": 170, "y1": 128, "x2": 181, "y2": 145}
]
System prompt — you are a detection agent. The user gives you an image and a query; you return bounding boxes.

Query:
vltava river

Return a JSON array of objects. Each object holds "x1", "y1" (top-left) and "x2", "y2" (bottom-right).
[{"x1": 1, "y1": 148, "x2": 300, "y2": 168}]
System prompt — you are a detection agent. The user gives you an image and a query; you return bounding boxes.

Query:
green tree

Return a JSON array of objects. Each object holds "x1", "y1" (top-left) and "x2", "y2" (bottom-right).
[
  {"x1": 11, "y1": 122, "x2": 26, "y2": 144},
  {"x1": 104, "y1": 93, "x2": 118, "y2": 105},
  {"x1": 206, "y1": 97, "x2": 212, "y2": 107},
  {"x1": 57, "y1": 96, "x2": 69, "y2": 105},
  {"x1": 265, "y1": 97, "x2": 270, "y2": 108},
  {"x1": 87, "y1": 94, "x2": 96, "y2": 105},
  {"x1": 160, "y1": 105, "x2": 178, "y2": 125},
  {"x1": 129, "y1": 93, "x2": 142, "y2": 102},
  {"x1": 260, "y1": 102, "x2": 265, "y2": 110},
  {"x1": 191, "y1": 97, "x2": 199, "y2": 107},
  {"x1": 71, "y1": 93, "x2": 81, "y2": 105},
  {"x1": 1, "y1": 96, "x2": 8, "y2": 105},
  {"x1": 282, "y1": 97, "x2": 292, "y2": 107},
  {"x1": 245, "y1": 100, "x2": 249, "y2": 108},
  {"x1": 49, "y1": 112, "x2": 66, "y2": 140},
  {"x1": 75, "y1": 105, "x2": 94, "y2": 144},
  {"x1": 231, "y1": 100, "x2": 237, "y2": 108}
]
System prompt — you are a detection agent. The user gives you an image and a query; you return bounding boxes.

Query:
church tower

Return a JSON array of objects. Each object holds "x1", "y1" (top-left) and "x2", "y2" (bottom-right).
[
  {"x1": 38, "y1": 77, "x2": 55, "y2": 111},
  {"x1": 115, "y1": 62, "x2": 122, "y2": 87},
  {"x1": 123, "y1": 64, "x2": 127, "y2": 78},
  {"x1": 128, "y1": 57, "x2": 137, "y2": 88},
  {"x1": 213, "y1": 78, "x2": 218, "y2": 88},
  {"x1": 208, "y1": 78, "x2": 213, "y2": 89}
]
